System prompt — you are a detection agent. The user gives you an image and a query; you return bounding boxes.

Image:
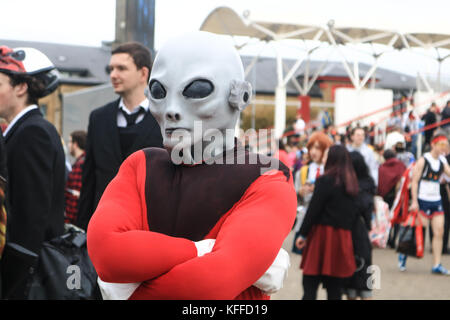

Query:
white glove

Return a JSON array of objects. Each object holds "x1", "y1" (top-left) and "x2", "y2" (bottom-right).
[
  {"x1": 194, "y1": 238, "x2": 216, "y2": 257},
  {"x1": 97, "y1": 277, "x2": 140, "y2": 300},
  {"x1": 253, "y1": 248, "x2": 290, "y2": 295},
  {"x1": 195, "y1": 239, "x2": 290, "y2": 295}
]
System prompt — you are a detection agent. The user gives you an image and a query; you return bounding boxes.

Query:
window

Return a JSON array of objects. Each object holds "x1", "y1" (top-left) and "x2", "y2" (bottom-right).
[{"x1": 58, "y1": 68, "x2": 91, "y2": 78}]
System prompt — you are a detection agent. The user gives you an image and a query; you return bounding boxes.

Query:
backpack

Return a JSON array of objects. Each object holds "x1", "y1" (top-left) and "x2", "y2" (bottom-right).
[{"x1": 3, "y1": 225, "x2": 100, "y2": 300}]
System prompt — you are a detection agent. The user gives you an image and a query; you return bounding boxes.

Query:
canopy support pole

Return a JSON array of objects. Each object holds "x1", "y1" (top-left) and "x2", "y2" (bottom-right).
[
  {"x1": 274, "y1": 45, "x2": 286, "y2": 139},
  {"x1": 325, "y1": 28, "x2": 359, "y2": 89}
]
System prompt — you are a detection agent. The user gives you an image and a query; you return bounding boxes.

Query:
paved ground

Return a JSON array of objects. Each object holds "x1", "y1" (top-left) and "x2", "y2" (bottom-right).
[{"x1": 272, "y1": 230, "x2": 450, "y2": 300}]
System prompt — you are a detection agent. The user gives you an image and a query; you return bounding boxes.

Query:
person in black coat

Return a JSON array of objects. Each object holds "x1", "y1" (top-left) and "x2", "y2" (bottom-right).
[
  {"x1": 295, "y1": 145, "x2": 360, "y2": 300},
  {"x1": 442, "y1": 100, "x2": 450, "y2": 137},
  {"x1": 0, "y1": 46, "x2": 65, "y2": 299},
  {"x1": 344, "y1": 151, "x2": 376, "y2": 300},
  {"x1": 76, "y1": 42, "x2": 163, "y2": 231},
  {"x1": 421, "y1": 103, "x2": 438, "y2": 149}
]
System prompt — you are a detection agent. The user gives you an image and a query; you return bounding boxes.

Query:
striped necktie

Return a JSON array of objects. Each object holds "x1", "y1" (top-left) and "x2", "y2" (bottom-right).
[{"x1": 120, "y1": 107, "x2": 146, "y2": 127}]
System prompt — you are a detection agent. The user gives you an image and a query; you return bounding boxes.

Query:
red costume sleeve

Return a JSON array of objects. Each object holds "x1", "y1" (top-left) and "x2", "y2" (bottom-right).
[
  {"x1": 130, "y1": 170, "x2": 297, "y2": 300},
  {"x1": 87, "y1": 151, "x2": 198, "y2": 283}
]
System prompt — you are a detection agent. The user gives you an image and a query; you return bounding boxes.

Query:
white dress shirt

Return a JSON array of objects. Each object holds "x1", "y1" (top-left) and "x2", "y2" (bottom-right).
[{"x1": 117, "y1": 98, "x2": 149, "y2": 128}]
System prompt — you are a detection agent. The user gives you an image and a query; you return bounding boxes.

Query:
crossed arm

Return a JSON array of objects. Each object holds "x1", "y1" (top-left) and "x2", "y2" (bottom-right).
[{"x1": 87, "y1": 151, "x2": 297, "y2": 299}]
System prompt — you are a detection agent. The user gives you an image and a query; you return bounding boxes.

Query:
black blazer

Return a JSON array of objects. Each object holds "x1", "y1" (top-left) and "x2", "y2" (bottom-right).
[
  {"x1": 299, "y1": 174, "x2": 359, "y2": 238},
  {"x1": 4, "y1": 108, "x2": 65, "y2": 254},
  {"x1": 76, "y1": 99, "x2": 163, "y2": 230}
]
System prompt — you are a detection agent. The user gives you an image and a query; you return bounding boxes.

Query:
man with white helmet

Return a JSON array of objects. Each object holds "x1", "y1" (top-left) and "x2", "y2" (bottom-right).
[
  {"x1": 87, "y1": 32, "x2": 296, "y2": 300},
  {"x1": 0, "y1": 46, "x2": 65, "y2": 299},
  {"x1": 385, "y1": 127, "x2": 415, "y2": 167}
]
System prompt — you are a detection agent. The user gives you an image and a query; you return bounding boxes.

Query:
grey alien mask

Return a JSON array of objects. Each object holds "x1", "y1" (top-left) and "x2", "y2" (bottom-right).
[{"x1": 146, "y1": 31, "x2": 252, "y2": 164}]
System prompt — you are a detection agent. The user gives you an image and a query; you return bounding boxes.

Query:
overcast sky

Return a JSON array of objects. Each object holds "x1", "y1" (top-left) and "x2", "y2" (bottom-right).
[
  {"x1": 0, "y1": 0, "x2": 229, "y2": 48},
  {"x1": 1, "y1": 0, "x2": 450, "y2": 80}
]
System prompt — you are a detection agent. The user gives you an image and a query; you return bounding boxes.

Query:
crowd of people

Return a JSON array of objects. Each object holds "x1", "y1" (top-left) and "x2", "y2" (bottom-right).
[
  {"x1": 0, "y1": 31, "x2": 449, "y2": 301},
  {"x1": 271, "y1": 106, "x2": 450, "y2": 299}
]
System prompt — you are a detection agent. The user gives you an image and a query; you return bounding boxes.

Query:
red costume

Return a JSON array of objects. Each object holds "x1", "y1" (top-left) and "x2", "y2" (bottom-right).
[{"x1": 87, "y1": 146, "x2": 296, "y2": 300}]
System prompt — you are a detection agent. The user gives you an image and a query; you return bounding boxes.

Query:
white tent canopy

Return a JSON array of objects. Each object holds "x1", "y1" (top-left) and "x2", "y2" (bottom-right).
[
  {"x1": 200, "y1": 3, "x2": 450, "y2": 48},
  {"x1": 200, "y1": 3, "x2": 450, "y2": 137}
]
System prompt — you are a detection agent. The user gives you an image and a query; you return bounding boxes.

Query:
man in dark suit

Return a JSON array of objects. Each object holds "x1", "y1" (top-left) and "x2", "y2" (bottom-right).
[
  {"x1": 0, "y1": 46, "x2": 65, "y2": 298},
  {"x1": 76, "y1": 42, "x2": 163, "y2": 231}
]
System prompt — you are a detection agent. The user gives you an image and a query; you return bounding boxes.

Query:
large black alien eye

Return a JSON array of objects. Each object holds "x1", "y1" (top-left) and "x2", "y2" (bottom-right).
[
  {"x1": 149, "y1": 80, "x2": 166, "y2": 99},
  {"x1": 183, "y1": 79, "x2": 214, "y2": 99}
]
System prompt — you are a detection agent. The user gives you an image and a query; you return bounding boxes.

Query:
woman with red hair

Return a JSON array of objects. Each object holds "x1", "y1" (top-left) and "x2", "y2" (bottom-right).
[
  {"x1": 296, "y1": 132, "x2": 333, "y2": 199},
  {"x1": 292, "y1": 132, "x2": 332, "y2": 255},
  {"x1": 295, "y1": 145, "x2": 359, "y2": 300}
]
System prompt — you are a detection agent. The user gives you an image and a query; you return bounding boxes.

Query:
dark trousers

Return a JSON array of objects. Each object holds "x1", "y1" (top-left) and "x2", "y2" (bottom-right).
[
  {"x1": 388, "y1": 224, "x2": 400, "y2": 249},
  {"x1": 428, "y1": 184, "x2": 450, "y2": 253},
  {"x1": 443, "y1": 185, "x2": 450, "y2": 253},
  {"x1": 386, "y1": 194, "x2": 399, "y2": 249},
  {"x1": 302, "y1": 275, "x2": 343, "y2": 300}
]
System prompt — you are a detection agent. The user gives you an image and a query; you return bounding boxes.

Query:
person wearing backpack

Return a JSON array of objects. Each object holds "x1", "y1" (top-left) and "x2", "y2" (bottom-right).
[
  {"x1": 295, "y1": 145, "x2": 360, "y2": 300},
  {"x1": 0, "y1": 46, "x2": 65, "y2": 298},
  {"x1": 378, "y1": 149, "x2": 407, "y2": 248},
  {"x1": 344, "y1": 151, "x2": 376, "y2": 300}
]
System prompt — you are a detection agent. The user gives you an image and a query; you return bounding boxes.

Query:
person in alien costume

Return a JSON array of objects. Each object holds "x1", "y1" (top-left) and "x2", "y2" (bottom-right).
[{"x1": 87, "y1": 31, "x2": 297, "y2": 300}]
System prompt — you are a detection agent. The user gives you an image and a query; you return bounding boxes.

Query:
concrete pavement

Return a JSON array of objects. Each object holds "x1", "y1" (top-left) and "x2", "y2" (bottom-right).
[{"x1": 272, "y1": 230, "x2": 450, "y2": 300}]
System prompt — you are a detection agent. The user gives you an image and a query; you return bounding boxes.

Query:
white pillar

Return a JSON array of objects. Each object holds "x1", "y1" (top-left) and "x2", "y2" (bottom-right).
[
  {"x1": 274, "y1": 47, "x2": 286, "y2": 139},
  {"x1": 417, "y1": 133, "x2": 422, "y2": 158},
  {"x1": 274, "y1": 85, "x2": 287, "y2": 139}
]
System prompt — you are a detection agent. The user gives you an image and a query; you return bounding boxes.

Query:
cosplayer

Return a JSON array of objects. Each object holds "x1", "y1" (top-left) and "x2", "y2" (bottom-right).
[
  {"x1": 87, "y1": 31, "x2": 297, "y2": 300},
  {"x1": 292, "y1": 132, "x2": 332, "y2": 254},
  {"x1": 296, "y1": 131, "x2": 333, "y2": 196}
]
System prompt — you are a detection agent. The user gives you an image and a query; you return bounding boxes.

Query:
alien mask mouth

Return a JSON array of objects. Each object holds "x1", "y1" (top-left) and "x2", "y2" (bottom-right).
[{"x1": 165, "y1": 127, "x2": 191, "y2": 137}]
